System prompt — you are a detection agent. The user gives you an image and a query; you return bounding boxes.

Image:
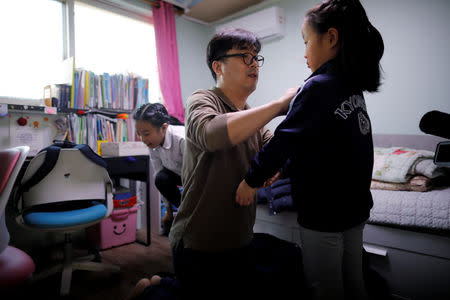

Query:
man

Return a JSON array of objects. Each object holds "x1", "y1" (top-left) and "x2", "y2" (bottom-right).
[{"x1": 168, "y1": 28, "x2": 298, "y2": 299}]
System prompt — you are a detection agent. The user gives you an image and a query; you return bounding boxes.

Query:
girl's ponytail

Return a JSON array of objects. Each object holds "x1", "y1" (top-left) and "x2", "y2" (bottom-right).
[{"x1": 363, "y1": 22, "x2": 384, "y2": 92}]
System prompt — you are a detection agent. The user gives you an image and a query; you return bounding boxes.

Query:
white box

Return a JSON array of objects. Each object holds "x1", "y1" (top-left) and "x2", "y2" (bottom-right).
[{"x1": 101, "y1": 142, "x2": 149, "y2": 156}]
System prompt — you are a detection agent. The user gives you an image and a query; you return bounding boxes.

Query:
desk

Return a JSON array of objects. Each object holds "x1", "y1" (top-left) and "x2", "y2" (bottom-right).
[{"x1": 104, "y1": 155, "x2": 151, "y2": 246}]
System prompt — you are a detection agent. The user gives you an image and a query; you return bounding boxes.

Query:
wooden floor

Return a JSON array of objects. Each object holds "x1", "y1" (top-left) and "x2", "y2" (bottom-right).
[{"x1": 2, "y1": 230, "x2": 174, "y2": 300}]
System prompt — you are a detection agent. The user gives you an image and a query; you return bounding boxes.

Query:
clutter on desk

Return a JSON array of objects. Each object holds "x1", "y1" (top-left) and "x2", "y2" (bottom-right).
[
  {"x1": 113, "y1": 190, "x2": 137, "y2": 208},
  {"x1": 100, "y1": 141, "x2": 148, "y2": 156}
]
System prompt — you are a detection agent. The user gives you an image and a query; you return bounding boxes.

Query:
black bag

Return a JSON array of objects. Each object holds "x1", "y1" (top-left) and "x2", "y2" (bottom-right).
[
  {"x1": 136, "y1": 276, "x2": 181, "y2": 300},
  {"x1": 142, "y1": 234, "x2": 309, "y2": 300},
  {"x1": 252, "y1": 232, "x2": 310, "y2": 299},
  {"x1": 252, "y1": 234, "x2": 391, "y2": 300}
]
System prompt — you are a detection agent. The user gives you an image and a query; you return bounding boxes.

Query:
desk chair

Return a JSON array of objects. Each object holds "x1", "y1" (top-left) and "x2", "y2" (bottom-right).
[
  {"x1": 0, "y1": 146, "x2": 35, "y2": 292},
  {"x1": 15, "y1": 145, "x2": 120, "y2": 295}
]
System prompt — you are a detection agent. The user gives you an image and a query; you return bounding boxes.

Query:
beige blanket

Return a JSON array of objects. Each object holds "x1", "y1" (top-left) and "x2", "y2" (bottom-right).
[
  {"x1": 372, "y1": 147, "x2": 445, "y2": 183},
  {"x1": 371, "y1": 176, "x2": 432, "y2": 192}
]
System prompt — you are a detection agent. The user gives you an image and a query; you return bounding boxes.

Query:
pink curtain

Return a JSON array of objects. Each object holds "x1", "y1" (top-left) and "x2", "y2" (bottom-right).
[{"x1": 152, "y1": 1, "x2": 185, "y2": 122}]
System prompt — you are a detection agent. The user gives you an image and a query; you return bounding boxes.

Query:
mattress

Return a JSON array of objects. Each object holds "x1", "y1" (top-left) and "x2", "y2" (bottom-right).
[{"x1": 369, "y1": 187, "x2": 450, "y2": 230}]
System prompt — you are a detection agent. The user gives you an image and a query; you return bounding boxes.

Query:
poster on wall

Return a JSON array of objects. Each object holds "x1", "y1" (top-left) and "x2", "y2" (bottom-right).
[{"x1": 9, "y1": 115, "x2": 51, "y2": 156}]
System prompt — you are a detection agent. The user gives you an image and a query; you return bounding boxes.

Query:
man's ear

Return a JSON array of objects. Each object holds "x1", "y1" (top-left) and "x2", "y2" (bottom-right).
[
  {"x1": 212, "y1": 60, "x2": 222, "y2": 78},
  {"x1": 327, "y1": 27, "x2": 339, "y2": 48}
]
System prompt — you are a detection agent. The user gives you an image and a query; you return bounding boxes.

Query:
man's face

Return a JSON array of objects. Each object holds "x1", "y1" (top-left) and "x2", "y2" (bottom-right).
[{"x1": 216, "y1": 47, "x2": 260, "y2": 94}]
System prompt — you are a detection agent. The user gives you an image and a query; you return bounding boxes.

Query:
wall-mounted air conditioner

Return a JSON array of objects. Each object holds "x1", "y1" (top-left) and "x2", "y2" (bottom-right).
[{"x1": 215, "y1": 6, "x2": 285, "y2": 43}]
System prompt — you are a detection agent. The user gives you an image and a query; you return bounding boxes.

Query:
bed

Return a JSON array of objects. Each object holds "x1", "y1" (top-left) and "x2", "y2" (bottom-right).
[{"x1": 253, "y1": 134, "x2": 450, "y2": 300}]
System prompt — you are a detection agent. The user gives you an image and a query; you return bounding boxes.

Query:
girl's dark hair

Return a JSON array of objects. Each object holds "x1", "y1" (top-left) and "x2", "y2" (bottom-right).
[
  {"x1": 306, "y1": 0, "x2": 384, "y2": 92},
  {"x1": 207, "y1": 28, "x2": 261, "y2": 81},
  {"x1": 133, "y1": 103, "x2": 184, "y2": 127}
]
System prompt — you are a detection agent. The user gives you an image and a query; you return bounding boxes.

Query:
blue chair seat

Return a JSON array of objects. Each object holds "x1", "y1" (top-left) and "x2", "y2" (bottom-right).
[{"x1": 23, "y1": 202, "x2": 107, "y2": 228}]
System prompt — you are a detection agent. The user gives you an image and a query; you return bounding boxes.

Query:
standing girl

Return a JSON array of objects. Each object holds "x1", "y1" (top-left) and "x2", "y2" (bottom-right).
[
  {"x1": 236, "y1": 0, "x2": 384, "y2": 299},
  {"x1": 133, "y1": 103, "x2": 184, "y2": 235}
]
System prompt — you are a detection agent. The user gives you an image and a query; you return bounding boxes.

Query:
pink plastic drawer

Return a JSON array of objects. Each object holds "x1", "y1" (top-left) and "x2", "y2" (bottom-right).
[{"x1": 87, "y1": 206, "x2": 139, "y2": 250}]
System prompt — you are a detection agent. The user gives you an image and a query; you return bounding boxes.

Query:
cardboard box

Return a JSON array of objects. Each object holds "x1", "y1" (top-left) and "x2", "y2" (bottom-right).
[
  {"x1": 87, "y1": 206, "x2": 139, "y2": 249},
  {"x1": 100, "y1": 142, "x2": 148, "y2": 156}
]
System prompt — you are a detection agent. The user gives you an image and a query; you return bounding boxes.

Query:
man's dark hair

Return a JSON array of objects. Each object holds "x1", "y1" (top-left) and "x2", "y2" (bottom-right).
[
  {"x1": 133, "y1": 103, "x2": 183, "y2": 127},
  {"x1": 306, "y1": 0, "x2": 384, "y2": 92},
  {"x1": 206, "y1": 28, "x2": 261, "y2": 81}
]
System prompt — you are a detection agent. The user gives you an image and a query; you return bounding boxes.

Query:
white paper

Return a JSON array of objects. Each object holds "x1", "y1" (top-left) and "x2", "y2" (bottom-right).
[
  {"x1": 9, "y1": 117, "x2": 45, "y2": 156},
  {"x1": 0, "y1": 103, "x2": 7, "y2": 117}
]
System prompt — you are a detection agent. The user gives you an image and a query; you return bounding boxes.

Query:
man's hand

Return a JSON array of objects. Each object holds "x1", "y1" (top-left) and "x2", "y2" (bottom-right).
[
  {"x1": 277, "y1": 87, "x2": 300, "y2": 115},
  {"x1": 235, "y1": 179, "x2": 257, "y2": 206},
  {"x1": 263, "y1": 171, "x2": 282, "y2": 188}
]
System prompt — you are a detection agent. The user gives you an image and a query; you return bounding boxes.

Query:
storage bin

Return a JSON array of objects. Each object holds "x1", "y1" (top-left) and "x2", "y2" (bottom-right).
[{"x1": 87, "y1": 206, "x2": 139, "y2": 250}]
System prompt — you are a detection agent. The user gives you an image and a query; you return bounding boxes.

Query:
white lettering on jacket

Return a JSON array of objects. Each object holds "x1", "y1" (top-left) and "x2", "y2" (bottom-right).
[
  {"x1": 334, "y1": 95, "x2": 371, "y2": 135},
  {"x1": 334, "y1": 95, "x2": 367, "y2": 120}
]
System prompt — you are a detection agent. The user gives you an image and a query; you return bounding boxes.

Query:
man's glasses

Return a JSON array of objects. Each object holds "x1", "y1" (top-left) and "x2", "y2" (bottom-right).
[{"x1": 216, "y1": 53, "x2": 264, "y2": 67}]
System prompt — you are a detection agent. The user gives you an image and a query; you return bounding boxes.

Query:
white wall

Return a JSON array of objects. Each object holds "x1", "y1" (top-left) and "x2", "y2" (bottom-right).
[
  {"x1": 361, "y1": 0, "x2": 450, "y2": 134},
  {"x1": 176, "y1": 0, "x2": 450, "y2": 135},
  {"x1": 175, "y1": 16, "x2": 215, "y2": 108},
  {"x1": 2, "y1": 0, "x2": 448, "y2": 149},
  {"x1": 244, "y1": 0, "x2": 314, "y2": 132}
]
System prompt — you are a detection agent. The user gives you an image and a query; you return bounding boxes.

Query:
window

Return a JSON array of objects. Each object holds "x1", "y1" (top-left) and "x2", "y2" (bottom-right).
[
  {"x1": 74, "y1": 2, "x2": 161, "y2": 103},
  {"x1": 0, "y1": 0, "x2": 64, "y2": 100},
  {"x1": 0, "y1": 0, "x2": 160, "y2": 104}
]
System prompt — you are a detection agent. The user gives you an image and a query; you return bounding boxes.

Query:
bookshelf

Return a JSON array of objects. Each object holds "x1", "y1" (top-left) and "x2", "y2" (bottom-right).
[
  {"x1": 1, "y1": 57, "x2": 151, "y2": 154},
  {"x1": 6, "y1": 104, "x2": 131, "y2": 115},
  {"x1": 7, "y1": 104, "x2": 58, "y2": 114}
]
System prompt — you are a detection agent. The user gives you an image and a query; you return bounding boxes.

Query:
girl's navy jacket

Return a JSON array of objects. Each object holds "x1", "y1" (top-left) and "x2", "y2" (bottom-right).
[{"x1": 245, "y1": 59, "x2": 374, "y2": 232}]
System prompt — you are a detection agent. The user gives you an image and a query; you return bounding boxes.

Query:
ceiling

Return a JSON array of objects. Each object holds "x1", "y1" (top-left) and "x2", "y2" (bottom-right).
[
  {"x1": 91, "y1": 1, "x2": 274, "y2": 24},
  {"x1": 181, "y1": 0, "x2": 267, "y2": 24}
]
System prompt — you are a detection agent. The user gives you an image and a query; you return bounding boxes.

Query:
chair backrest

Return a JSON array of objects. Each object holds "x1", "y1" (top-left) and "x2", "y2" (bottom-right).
[
  {"x1": 0, "y1": 146, "x2": 30, "y2": 253},
  {"x1": 19, "y1": 140, "x2": 107, "y2": 194},
  {"x1": 21, "y1": 149, "x2": 112, "y2": 208},
  {"x1": 16, "y1": 146, "x2": 113, "y2": 230}
]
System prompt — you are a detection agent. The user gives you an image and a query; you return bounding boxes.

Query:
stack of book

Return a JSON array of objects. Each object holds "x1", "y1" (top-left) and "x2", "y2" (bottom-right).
[
  {"x1": 71, "y1": 69, "x2": 149, "y2": 110},
  {"x1": 67, "y1": 113, "x2": 136, "y2": 152},
  {"x1": 43, "y1": 84, "x2": 71, "y2": 108}
]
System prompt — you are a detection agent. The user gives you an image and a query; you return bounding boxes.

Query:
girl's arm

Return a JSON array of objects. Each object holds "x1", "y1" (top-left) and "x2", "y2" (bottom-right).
[{"x1": 150, "y1": 155, "x2": 163, "y2": 175}]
